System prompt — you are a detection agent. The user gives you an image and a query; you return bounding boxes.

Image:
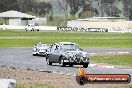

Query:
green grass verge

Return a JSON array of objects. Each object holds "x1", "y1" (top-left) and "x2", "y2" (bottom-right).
[
  {"x1": 0, "y1": 30, "x2": 132, "y2": 47},
  {"x1": 91, "y1": 55, "x2": 132, "y2": 66},
  {"x1": 16, "y1": 82, "x2": 132, "y2": 88},
  {"x1": 16, "y1": 83, "x2": 54, "y2": 88},
  {"x1": 114, "y1": 85, "x2": 132, "y2": 88},
  {"x1": 127, "y1": 85, "x2": 132, "y2": 88}
]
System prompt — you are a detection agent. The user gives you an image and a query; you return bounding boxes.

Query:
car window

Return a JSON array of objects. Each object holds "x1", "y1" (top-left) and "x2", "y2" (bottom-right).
[
  {"x1": 51, "y1": 45, "x2": 56, "y2": 52},
  {"x1": 28, "y1": 24, "x2": 35, "y2": 27},
  {"x1": 55, "y1": 45, "x2": 60, "y2": 51},
  {"x1": 37, "y1": 44, "x2": 42, "y2": 47},
  {"x1": 61, "y1": 44, "x2": 81, "y2": 51}
]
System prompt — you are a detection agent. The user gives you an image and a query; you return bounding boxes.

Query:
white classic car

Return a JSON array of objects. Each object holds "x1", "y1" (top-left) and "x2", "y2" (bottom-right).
[
  {"x1": 33, "y1": 42, "x2": 49, "y2": 56},
  {"x1": 25, "y1": 24, "x2": 40, "y2": 31}
]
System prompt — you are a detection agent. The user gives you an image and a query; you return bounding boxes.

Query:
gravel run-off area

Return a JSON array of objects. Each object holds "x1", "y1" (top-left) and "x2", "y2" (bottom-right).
[{"x1": 0, "y1": 66, "x2": 131, "y2": 88}]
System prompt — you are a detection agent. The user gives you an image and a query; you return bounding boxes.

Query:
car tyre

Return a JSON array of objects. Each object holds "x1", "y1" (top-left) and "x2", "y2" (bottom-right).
[
  {"x1": 60, "y1": 58, "x2": 66, "y2": 67},
  {"x1": 47, "y1": 59, "x2": 52, "y2": 65},
  {"x1": 46, "y1": 54, "x2": 49, "y2": 61},
  {"x1": 33, "y1": 54, "x2": 36, "y2": 56},
  {"x1": 83, "y1": 64, "x2": 88, "y2": 68}
]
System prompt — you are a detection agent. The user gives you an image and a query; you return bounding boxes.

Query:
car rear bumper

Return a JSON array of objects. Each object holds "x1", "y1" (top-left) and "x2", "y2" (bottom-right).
[
  {"x1": 33, "y1": 52, "x2": 38, "y2": 54},
  {"x1": 39, "y1": 52, "x2": 47, "y2": 55}
]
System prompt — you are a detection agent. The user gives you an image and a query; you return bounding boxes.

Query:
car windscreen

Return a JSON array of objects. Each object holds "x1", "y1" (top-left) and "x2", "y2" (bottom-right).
[
  {"x1": 42, "y1": 45, "x2": 48, "y2": 49},
  {"x1": 61, "y1": 44, "x2": 81, "y2": 51}
]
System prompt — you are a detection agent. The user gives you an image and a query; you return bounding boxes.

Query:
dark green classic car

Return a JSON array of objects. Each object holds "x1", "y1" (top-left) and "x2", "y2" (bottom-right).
[{"x1": 46, "y1": 42, "x2": 90, "y2": 68}]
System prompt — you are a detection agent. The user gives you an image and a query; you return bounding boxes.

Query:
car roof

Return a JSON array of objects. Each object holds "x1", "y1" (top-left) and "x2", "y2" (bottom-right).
[
  {"x1": 56, "y1": 42, "x2": 76, "y2": 45},
  {"x1": 42, "y1": 44, "x2": 47, "y2": 45}
]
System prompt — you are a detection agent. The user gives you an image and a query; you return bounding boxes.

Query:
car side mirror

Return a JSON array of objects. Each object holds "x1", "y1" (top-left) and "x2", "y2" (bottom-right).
[{"x1": 80, "y1": 48, "x2": 83, "y2": 51}]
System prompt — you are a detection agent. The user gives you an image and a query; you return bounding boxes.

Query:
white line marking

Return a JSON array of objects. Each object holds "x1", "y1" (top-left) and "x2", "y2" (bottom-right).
[
  {"x1": 66, "y1": 69, "x2": 69, "y2": 71},
  {"x1": 52, "y1": 71, "x2": 58, "y2": 74},
  {"x1": 59, "y1": 73, "x2": 64, "y2": 75},
  {"x1": 108, "y1": 52, "x2": 113, "y2": 53},
  {"x1": 124, "y1": 52, "x2": 130, "y2": 54},
  {"x1": 89, "y1": 53, "x2": 95, "y2": 55},
  {"x1": 118, "y1": 52, "x2": 130, "y2": 54},
  {"x1": 66, "y1": 74, "x2": 71, "y2": 76},
  {"x1": 118, "y1": 52, "x2": 125, "y2": 54},
  {"x1": 101, "y1": 66, "x2": 114, "y2": 68},
  {"x1": 89, "y1": 64, "x2": 97, "y2": 67},
  {"x1": 89, "y1": 64, "x2": 114, "y2": 68},
  {"x1": 72, "y1": 74, "x2": 76, "y2": 77}
]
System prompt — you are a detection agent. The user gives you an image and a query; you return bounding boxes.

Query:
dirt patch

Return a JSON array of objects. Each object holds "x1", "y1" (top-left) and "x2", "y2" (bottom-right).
[{"x1": 0, "y1": 66, "x2": 131, "y2": 88}]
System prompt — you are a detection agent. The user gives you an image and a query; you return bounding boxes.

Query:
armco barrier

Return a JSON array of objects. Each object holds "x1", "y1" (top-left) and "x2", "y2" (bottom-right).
[
  {"x1": 1, "y1": 25, "x2": 132, "y2": 33},
  {"x1": 108, "y1": 28, "x2": 132, "y2": 33},
  {"x1": 0, "y1": 25, "x2": 57, "y2": 31},
  {"x1": 39, "y1": 26, "x2": 57, "y2": 30}
]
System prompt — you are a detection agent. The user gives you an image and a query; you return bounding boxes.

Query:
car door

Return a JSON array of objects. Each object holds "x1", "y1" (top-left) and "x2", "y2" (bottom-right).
[
  {"x1": 48, "y1": 44, "x2": 57, "y2": 62},
  {"x1": 52, "y1": 45, "x2": 60, "y2": 62}
]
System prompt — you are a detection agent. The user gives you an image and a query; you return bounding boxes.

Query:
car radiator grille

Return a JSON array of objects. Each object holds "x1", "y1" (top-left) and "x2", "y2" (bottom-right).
[{"x1": 72, "y1": 54, "x2": 82, "y2": 62}]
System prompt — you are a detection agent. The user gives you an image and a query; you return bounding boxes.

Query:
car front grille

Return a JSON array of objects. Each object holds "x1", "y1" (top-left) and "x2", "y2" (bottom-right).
[{"x1": 72, "y1": 54, "x2": 82, "y2": 62}]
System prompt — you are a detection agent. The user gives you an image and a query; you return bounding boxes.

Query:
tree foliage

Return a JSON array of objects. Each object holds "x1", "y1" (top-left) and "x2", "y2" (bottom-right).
[
  {"x1": 57, "y1": 0, "x2": 132, "y2": 20},
  {"x1": 0, "y1": 0, "x2": 19, "y2": 12},
  {"x1": 1, "y1": 0, "x2": 132, "y2": 20},
  {"x1": 0, "y1": 0, "x2": 52, "y2": 17}
]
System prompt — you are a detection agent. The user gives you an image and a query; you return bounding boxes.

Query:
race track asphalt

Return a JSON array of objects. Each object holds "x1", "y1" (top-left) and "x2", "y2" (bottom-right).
[{"x1": 0, "y1": 48, "x2": 132, "y2": 83}]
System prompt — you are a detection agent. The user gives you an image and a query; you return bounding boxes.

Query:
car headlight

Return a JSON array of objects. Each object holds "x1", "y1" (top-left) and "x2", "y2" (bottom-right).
[
  {"x1": 82, "y1": 53, "x2": 89, "y2": 61},
  {"x1": 82, "y1": 53, "x2": 89, "y2": 57}
]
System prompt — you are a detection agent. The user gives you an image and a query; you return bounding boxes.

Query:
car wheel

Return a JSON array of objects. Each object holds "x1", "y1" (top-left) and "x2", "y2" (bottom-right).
[
  {"x1": 46, "y1": 54, "x2": 49, "y2": 61},
  {"x1": 47, "y1": 59, "x2": 52, "y2": 65},
  {"x1": 83, "y1": 64, "x2": 88, "y2": 68},
  {"x1": 33, "y1": 54, "x2": 36, "y2": 56},
  {"x1": 60, "y1": 58, "x2": 66, "y2": 67},
  {"x1": 69, "y1": 64, "x2": 73, "y2": 67},
  {"x1": 36, "y1": 53, "x2": 39, "y2": 56}
]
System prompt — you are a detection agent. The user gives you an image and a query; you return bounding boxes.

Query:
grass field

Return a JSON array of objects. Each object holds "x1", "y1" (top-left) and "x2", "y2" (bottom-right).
[
  {"x1": 17, "y1": 83, "x2": 53, "y2": 88},
  {"x1": 16, "y1": 83, "x2": 132, "y2": 88},
  {"x1": 0, "y1": 30, "x2": 132, "y2": 47},
  {"x1": 91, "y1": 55, "x2": 132, "y2": 67}
]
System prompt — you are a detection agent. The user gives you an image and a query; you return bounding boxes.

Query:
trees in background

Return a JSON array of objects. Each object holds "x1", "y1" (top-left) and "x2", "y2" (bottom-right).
[
  {"x1": 1, "y1": 0, "x2": 132, "y2": 20},
  {"x1": 93, "y1": 0, "x2": 132, "y2": 20},
  {"x1": 0, "y1": 0, "x2": 52, "y2": 17},
  {"x1": 58, "y1": 0, "x2": 132, "y2": 20},
  {"x1": 18, "y1": 0, "x2": 52, "y2": 17},
  {"x1": 0, "y1": 0, "x2": 19, "y2": 12},
  {"x1": 57, "y1": 0, "x2": 96, "y2": 19}
]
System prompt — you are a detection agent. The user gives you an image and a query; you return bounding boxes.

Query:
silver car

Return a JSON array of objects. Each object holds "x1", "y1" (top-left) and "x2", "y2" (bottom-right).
[
  {"x1": 33, "y1": 42, "x2": 48, "y2": 56},
  {"x1": 46, "y1": 42, "x2": 90, "y2": 68},
  {"x1": 25, "y1": 24, "x2": 40, "y2": 31}
]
